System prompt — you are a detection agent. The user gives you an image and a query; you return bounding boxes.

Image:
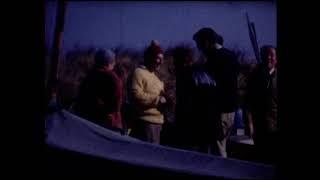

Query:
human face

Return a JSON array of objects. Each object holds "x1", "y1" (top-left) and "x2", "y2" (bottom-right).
[
  {"x1": 184, "y1": 52, "x2": 194, "y2": 67},
  {"x1": 109, "y1": 61, "x2": 116, "y2": 70},
  {"x1": 195, "y1": 39, "x2": 212, "y2": 56},
  {"x1": 265, "y1": 48, "x2": 277, "y2": 69},
  {"x1": 102, "y1": 60, "x2": 115, "y2": 71},
  {"x1": 152, "y1": 53, "x2": 163, "y2": 71},
  {"x1": 195, "y1": 40, "x2": 205, "y2": 52}
]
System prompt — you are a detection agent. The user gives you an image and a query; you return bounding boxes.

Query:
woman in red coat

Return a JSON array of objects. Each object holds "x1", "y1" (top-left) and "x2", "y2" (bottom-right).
[{"x1": 74, "y1": 49, "x2": 124, "y2": 133}]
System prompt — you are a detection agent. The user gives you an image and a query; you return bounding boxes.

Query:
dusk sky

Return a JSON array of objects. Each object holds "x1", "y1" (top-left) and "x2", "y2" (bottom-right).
[{"x1": 45, "y1": 1, "x2": 276, "y2": 60}]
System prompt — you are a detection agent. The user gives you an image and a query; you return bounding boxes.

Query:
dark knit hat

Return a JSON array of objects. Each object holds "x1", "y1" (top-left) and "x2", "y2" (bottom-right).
[
  {"x1": 193, "y1": 27, "x2": 219, "y2": 43},
  {"x1": 95, "y1": 49, "x2": 115, "y2": 67},
  {"x1": 144, "y1": 40, "x2": 164, "y2": 61},
  {"x1": 216, "y1": 34, "x2": 224, "y2": 45}
]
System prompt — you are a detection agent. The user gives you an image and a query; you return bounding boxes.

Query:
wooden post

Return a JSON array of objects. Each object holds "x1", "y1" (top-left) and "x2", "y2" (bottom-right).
[
  {"x1": 246, "y1": 12, "x2": 260, "y2": 64},
  {"x1": 46, "y1": 0, "x2": 67, "y2": 105}
]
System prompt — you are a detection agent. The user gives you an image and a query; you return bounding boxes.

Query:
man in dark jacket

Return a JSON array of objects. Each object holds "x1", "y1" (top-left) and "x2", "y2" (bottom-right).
[
  {"x1": 193, "y1": 27, "x2": 239, "y2": 157},
  {"x1": 73, "y1": 49, "x2": 124, "y2": 133},
  {"x1": 172, "y1": 46, "x2": 218, "y2": 153},
  {"x1": 246, "y1": 45, "x2": 278, "y2": 164}
]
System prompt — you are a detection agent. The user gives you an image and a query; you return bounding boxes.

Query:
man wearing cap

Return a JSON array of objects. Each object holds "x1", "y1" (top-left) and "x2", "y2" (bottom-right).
[
  {"x1": 73, "y1": 49, "x2": 124, "y2": 133},
  {"x1": 129, "y1": 40, "x2": 167, "y2": 144},
  {"x1": 193, "y1": 28, "x2": 239, "y2": 158}
]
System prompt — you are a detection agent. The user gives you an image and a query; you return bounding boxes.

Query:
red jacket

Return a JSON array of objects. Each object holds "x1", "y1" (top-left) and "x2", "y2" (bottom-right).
[{"x1": 74, "y1": 68, "x2": 123, "y2": 130}]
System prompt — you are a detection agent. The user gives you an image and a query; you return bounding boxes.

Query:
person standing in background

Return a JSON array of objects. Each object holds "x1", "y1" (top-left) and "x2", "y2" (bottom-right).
[
  {"x1": 246, "y1": 45, "x2": 278, "y2": 164},
  {"x1": 193, "y1": 28, "x2": 239, "y2": 158},
  {"x1": 129, "y1": 40, "x2": 167, "y2": 144},
  {"x1": 73, "y1": 49, "x2": 124, "y2": 134}
]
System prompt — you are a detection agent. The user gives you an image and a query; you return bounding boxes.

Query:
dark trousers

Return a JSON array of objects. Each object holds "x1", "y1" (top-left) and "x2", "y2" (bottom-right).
[{"x1": 131, "y1": 120, "x2": 162, "y2": 144}]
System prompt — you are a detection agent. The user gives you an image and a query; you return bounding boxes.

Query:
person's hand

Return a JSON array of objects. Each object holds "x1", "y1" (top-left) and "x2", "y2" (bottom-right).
[
  {"x1": 159, "y1": 96, "x2": 167, "y2": 104},
  {"x1": 160, "y1": 90, "x2": 171, "y2": 99},
  {"x1": 157, "y1": 95, "x2": 167, "y2": 113}
]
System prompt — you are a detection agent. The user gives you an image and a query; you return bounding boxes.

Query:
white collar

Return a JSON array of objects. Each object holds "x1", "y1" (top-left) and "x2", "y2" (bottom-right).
[
  {"x1": 269, "y1": 67, "x2": 275, "y2": 75},
  {"x1": 214, "y1": 43, "x2": 223, "y2": 50}
]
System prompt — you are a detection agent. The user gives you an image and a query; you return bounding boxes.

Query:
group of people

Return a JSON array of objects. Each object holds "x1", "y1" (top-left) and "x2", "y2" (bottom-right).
[{"x1": 71, "y1": 27, "x2": 279, "y2": 163}]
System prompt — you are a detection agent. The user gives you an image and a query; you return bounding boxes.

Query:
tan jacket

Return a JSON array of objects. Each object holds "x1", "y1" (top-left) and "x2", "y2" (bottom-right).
[{"x1": 131, "y1": 67, "x2": 164, "y2": 124}]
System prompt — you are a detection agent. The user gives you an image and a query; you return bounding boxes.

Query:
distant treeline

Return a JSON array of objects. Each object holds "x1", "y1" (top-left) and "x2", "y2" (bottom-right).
[{"x1": 45, "y1": 45, "x2": 257, "y2": 119}]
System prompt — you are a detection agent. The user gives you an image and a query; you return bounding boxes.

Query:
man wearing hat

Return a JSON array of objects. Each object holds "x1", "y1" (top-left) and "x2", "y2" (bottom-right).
[
  {"x1": 73, "y1": 49, "x2": 124, "y2": 134},
  {"x1": 129, "y1": 40, "x2": 167, "y2": 144},
  {"x1": 193, "y1": 27, "x2": 240, "y2": 158}
]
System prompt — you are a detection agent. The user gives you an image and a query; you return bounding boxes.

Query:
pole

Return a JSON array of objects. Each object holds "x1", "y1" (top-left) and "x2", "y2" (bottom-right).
[
  {"x1": 46, "y1": 0, "x2": 67, "y2": 106},
  {"x1": 246, "y1": 12, "x2": 260, "y2": 63}
]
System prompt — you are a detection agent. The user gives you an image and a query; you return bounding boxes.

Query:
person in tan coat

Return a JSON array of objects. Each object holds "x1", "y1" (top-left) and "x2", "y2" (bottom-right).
[{"x1": 130, "y1": 40, "x2": 167, "y2": 144}]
